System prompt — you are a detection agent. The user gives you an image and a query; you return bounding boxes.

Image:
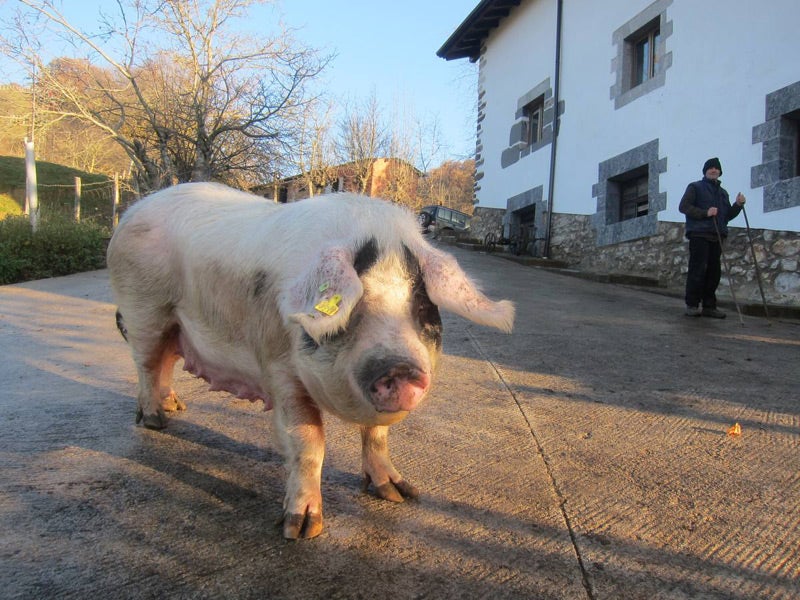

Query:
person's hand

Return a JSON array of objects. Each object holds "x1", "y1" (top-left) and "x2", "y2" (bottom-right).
[
  {"x1": 707, "y1": 207, "x2": 718, "y2": 217},
  {"x1": 736, "y1": 192, "x2": 746, "y2": 205}
]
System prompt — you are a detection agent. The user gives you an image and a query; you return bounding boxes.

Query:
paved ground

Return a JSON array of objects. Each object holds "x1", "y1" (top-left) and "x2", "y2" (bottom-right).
[{"x1": 1, "y1": 246, "x2": 798, "y2": 599}]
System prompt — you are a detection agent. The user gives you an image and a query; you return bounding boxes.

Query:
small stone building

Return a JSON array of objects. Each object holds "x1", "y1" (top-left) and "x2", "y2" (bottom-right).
[{"x1": 252, "y1": 158, "x2": 421, "y2": 204}]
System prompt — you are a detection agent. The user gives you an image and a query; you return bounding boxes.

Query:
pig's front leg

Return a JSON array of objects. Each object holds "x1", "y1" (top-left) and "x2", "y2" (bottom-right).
[
  {"x1": 274, "y1": 385, "x2": 325, "y2": 539},
  {"x1": 360, "y1": 425, "x2": 419, "y2": 503}
]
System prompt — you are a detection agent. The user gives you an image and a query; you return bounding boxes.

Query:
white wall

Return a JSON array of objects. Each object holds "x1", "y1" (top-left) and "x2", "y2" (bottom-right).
[
  {"x1": 476, "y1": 0, "x2": 800, "y2": 232},
  {"x1": 478, "y1": 0, "x2": 556, "y2": 207}
]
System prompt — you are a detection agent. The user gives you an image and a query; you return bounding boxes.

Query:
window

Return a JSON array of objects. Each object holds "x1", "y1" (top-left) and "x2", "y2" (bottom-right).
[
  {"x1": 503, "y1": 79, "x2": 555, "y2": 168},
  {"x1": 632, "y1": 23, "x2": 660, "y2": 87},
  {"x1": 610, "y1": 1, "x2": 672, "y2": 110},
  {"x1": 618, "y1": 172, "x2": 649, "y2": 221},
  {"x1": 523, "y1": 97, "x2": 544, "y2": 146},
  {"x1": 751, "y1": 81, "x2": 800, "y2": 212},
  {"x1": 451, "y1": 211, "x2": 468, "y2": 228},
  {"x1": 593, "y1": 140, "x2": 665, "y2": 246}
]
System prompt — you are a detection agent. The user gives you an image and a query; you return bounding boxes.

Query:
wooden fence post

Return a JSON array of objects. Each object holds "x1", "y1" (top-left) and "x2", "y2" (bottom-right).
[
  {"x1": 112, "y1": 173, "x2": 120, "y2": 228},
  {"x1": 74, "y1": 176, "x2": 81, "y2": 222},
  {"x1": 24, "y1": 137, "x2": 39, "y2": 232}
]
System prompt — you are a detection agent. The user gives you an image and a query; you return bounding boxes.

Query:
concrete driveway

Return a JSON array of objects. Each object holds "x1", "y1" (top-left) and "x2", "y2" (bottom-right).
[{"x1": 1, "y1": 247, "x2": 798, "y2": 599}]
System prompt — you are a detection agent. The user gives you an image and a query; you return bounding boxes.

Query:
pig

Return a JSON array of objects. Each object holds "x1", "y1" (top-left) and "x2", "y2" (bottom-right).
[{"x1": 106, "y1": 182, "x2": 514, "y2": 539}]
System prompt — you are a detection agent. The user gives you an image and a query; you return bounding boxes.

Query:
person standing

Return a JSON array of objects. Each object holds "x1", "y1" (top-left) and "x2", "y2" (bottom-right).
[{"x1": 678, "y1": 157, "x2": 745, "y2": 318}]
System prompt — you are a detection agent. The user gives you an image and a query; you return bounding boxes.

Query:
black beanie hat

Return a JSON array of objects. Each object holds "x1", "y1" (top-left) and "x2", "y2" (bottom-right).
[{"x1": 703, "y1": 157, "x2": 722, "y2": 176}]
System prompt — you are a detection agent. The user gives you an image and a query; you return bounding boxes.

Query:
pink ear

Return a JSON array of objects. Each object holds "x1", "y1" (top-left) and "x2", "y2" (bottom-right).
[
  {"x1": 280, "y1": 246, "x2": 364, "y2": 342},
  {"x1": 414, "y1": 244, "x2": 514, "y2": 333}
]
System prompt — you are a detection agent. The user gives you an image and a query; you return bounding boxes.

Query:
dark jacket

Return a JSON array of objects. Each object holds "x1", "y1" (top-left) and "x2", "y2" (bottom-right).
[{"x1": 679, "y1": 177, "x2": 742, "y2": 239}]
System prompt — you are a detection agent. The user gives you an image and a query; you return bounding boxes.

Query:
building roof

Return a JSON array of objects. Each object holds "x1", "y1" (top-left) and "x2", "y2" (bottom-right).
[{"x1": 437, "y1": 0, "x2": 522, "y2": 62}]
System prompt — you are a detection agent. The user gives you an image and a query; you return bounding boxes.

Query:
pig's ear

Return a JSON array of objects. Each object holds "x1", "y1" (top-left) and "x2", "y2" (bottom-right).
[
  {"x1": 280, "y1": 246, "x2": 364, "y2": 342},
  {"x1": 413, "y1": 244, "x2": 515, "y2": 333}
]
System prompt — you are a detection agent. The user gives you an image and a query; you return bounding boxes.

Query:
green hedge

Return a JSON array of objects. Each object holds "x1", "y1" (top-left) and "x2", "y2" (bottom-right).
[{"x1": 0, "y1": 214, "x2": 109, "y2": 284}]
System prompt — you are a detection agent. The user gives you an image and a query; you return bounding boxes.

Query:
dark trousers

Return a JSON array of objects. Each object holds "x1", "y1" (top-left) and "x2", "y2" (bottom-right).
[{"x1": 685, "y1": 236, "x2": 722, "y2": 308}]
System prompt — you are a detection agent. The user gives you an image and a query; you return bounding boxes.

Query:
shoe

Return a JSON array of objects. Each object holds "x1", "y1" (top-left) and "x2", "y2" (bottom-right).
[
  {"x1": 701, "y1": 307, "x2": 726, "y2": 319},
  {"x1": 684, "y1": 306, "x2": 702, "y2": 317}
]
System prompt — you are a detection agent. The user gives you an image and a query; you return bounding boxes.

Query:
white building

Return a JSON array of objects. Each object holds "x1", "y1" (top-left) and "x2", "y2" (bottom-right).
[{"x1": 439, "y1": 0, "x2": 800, "y2": 306}]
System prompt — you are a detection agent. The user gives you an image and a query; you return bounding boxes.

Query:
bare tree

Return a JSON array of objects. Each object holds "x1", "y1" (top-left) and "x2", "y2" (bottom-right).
[
  {"x1": 334, "y1": 92, "x2": 387, "y2": 195},
  {"x1": 375, "y1": 103, "x2": 417, "y2": 206},
  {"x1": 413, "y1": 113, "x2": 443, "y2": 176},
  {"x1": 422, "y1": 159, "x2": 476, "y2": 213},
  {"x1": 0, "y1": 83, "x2": 34, "y2": 156},
  {"x1": 283, "y1": 96, "x2": 336, "y2": 197},
  {"x1": 449, "y1": 60, "x2": 479, "y2": 161},
  {"x1": 372, "y1": 158, "x2": 421, "y2": 208},
  {"x1": 5, "y1": 0, "x2": 329, "y2": 192}
]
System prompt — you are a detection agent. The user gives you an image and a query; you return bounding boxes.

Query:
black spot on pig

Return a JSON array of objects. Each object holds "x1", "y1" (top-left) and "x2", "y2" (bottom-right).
[
  {"x1": 353, "y1": 237, "x2": 379, "y2": 275},
  {"x1": 402, "y1": 244, "x2": 418, "y2": 275},
  {"x1": 300, "y1": 331, "x2": 319, "y2": 352},
  {"x1": 115, "y1": 309, "x2": 128, "y2": 342},
  {"x1": 415, "y1": 284, "x2": 442, "y2": 350},
  {"x1": 403, "y1": 245, "x2": 442, "y2": 350},
  {"x1": 252, "y1": 270, "x2": 270, "y2": 298}
]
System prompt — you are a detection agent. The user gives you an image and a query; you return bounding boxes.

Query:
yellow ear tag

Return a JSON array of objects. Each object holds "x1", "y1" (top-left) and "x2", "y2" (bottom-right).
[{"x1": 315, "y1": 294, "x2": 342, "y2": 316}]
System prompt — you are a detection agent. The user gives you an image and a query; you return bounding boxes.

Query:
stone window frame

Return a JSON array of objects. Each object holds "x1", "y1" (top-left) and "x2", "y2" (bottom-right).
[
  {"x1": 501, "y1": 78, "x2": 562, "y2": 168},
  {"x1": 751, "y1": 80, "x2": 800, "y2": 212},
  {"x1": 610, "y1": 0, "x2": 673, "y2": 110},
  {"x1": 592, "y1": 139, "x2": 667, "y2": 247}
]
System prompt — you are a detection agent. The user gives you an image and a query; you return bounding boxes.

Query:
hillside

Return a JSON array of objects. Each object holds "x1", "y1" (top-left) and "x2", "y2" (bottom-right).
[{"x1": 0, "y1": 156, "x2": 115, "y2": 222}]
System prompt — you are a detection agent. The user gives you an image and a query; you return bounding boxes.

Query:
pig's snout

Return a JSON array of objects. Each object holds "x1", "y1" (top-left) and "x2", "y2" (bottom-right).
[{"x1": 358, "y1": 356, "x2": 430, "y2": 413}]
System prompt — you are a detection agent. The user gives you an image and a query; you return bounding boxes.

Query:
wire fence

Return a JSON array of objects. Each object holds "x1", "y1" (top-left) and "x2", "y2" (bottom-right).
[{"x1": 28, "y1": 175, "x2": 138, "y2": 231}]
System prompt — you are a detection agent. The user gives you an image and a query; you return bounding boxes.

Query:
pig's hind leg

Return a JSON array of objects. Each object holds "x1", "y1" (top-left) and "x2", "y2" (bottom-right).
[
  {"x1": 360, "y1": 425, "x2": 419, "y2": 503},
  {"x1": 156, "y1": 340, "x2": 186, "y2": 413},
  {"x1": 131, "y1": 328, "x2": 183, "y2": 429},
  {"x1": 120, "y1": 308, "x2": 183, "y2": 429}
]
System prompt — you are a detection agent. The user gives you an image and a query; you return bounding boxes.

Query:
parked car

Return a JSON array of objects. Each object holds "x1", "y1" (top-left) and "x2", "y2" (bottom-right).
[{"x1": 417, "y1": 205, "x2": 471, "y2": 236}]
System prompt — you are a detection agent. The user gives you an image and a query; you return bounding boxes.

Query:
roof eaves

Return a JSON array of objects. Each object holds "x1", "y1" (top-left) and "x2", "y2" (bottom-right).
[{"x1": 437, "y1": 0, "x2": 522, "y2": 62}]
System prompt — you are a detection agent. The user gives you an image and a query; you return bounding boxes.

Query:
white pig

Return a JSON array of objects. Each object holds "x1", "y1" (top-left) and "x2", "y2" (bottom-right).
[{"x1": 107, "y1": 182, "x2": 514, "y2": 539}]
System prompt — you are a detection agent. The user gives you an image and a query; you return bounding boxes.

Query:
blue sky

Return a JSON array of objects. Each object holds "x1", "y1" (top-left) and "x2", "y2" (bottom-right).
[
  {"x1": 0, "y1": 0, "x2": 480, "y2": 164},
  {"x1": 271, "y1": 0, "x2": 479, "y2": 161}
]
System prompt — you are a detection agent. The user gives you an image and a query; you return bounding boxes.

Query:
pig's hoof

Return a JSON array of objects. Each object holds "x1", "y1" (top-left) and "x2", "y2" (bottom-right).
[
  {"x1": 362, "y1": 475, "x2": 419, "y2": 503},
  {"x1": 162, "y1": 392, "x2": 186, "y2": 412},
  {"x1": 135, "y1": 408, "x2": 168, "y2": 430},
  {"x1": 282, "y1": 511, "x2": 323, "y2": 540}
]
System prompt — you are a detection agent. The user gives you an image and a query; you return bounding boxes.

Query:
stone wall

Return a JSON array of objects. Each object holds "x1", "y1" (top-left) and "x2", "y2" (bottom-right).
[
  {"x1": 469, "y1": 207, "x2": 506, "y2": 242},
  {"x1": 547, "y1": 213, "x2": 800, "y2": 306}
]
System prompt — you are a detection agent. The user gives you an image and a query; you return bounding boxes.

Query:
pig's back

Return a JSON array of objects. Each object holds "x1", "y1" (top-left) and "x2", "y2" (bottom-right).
[{"x1": 112, "y1": 182, "x2": 424, "y2": 281}]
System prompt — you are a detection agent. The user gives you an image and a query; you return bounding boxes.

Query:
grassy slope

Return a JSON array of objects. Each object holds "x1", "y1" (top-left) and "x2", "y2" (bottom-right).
[
  {"x1": 0, "y1": 156, "x2": 113, "y2": 283},
  {"x1": 0, "y1": 155, "x2": 109, "y2": 188},
  {"x1": 0, "y1": 155, "x2": 113, "y2": 220}
]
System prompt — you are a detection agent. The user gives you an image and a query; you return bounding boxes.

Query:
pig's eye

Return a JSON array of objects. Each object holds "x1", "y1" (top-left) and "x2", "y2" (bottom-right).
[
  {"x1": 321, "y1": 310, "x2": 360, "y2": 346},
  {"x1": 319, "y1": 329, "x2": 346, "y2": 345},
  {"x1": 300, "y1": 329, "x2": 346, "y2": 352},
  {"x1": 412, "y1": 277, "x2": 442, "y2": 348},
  {"x1": 300, "y1": 331, "x2": 319, "y2": 351}
]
